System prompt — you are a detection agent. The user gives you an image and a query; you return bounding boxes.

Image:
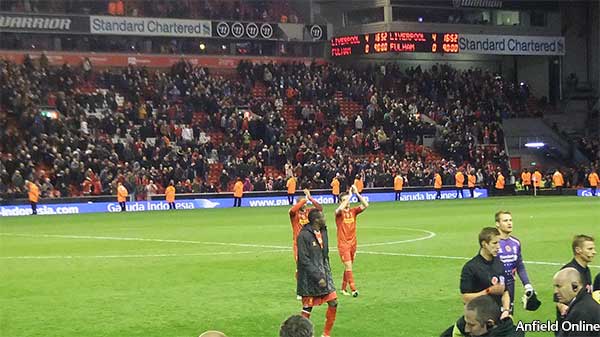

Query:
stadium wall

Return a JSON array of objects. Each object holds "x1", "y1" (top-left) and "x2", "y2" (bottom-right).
[
  {"x1": 337, "y1": 52, "x2": 503, "y2": 73},
  {"x1": 516, "y1": 56, "x2": 549, "y2": 99},
  {"x1": 0, "y1": 50, "x2": 327, "y2": 68},
  {"x1": 561, "y1": 0, "x2": 600, "y2": 95}
]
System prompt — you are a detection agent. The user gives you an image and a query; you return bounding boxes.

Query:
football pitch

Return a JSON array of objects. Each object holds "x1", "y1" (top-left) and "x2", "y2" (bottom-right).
[{"x1": 1, "y1": 196, "x2": 598, "y2": 337}]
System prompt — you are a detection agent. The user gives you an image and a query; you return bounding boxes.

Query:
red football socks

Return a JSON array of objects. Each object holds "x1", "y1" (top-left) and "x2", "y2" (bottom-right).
[
  {"x1": 345, "y1": 270, "x2": 356, "y2": 291},
  {"x1": 324, "y1": 306, "x2": 337, "y2": 336}
]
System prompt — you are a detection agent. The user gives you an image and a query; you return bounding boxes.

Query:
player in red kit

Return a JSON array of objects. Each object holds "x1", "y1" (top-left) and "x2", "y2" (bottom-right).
[
  {"x1": 290, "y1": 189, "x2": 323, "y2": 298},
  {"x1": 335, "y1": 185, "x2": 369, "y2": 297}
]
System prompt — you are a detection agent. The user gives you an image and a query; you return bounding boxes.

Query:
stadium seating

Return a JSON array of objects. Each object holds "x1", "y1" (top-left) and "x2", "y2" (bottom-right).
[{"x1": 1, "y1": 57, "x2": 535, "y2": 200}]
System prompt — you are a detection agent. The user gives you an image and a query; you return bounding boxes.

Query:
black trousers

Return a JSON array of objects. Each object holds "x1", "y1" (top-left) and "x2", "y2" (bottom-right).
[
  {"x1": 494, "y1": 188, "x2": 506, "y2": 196},
  {"x1": 456, "y1": 188, "x2": 463, "y2": 198},
  {"x1": 234, "y1": 197, "x2": 242, "y2": 207},
  {"x1": 287, "y1": 194, "x2": 294, "y2": 205},
  {"x1": 332, "y1": 194, "x2": 339, "y2": 203},
  {"x1": 469, "y1": 187, "x2": 475, "y2": 198},
  {"x1": 395, "y1": 191, "x2": 401, "y2": 200},
  {"x1": 168, "y1": 202, "x2": 175, "y2": 209},
  {"x1": 31, "y1": 202, "x2": 37, "y2": 215},
  {"x1": 435, "y1": 189, "x2": 441, "y2": 199},
  {"x1": 119, "y1": 202, "x2": 126, "y2": 211}
]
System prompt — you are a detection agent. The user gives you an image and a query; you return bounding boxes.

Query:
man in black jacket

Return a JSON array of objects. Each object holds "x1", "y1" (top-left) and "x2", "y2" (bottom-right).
[
  {"x1": 441, "y1": 228, "x2": 510, "y2": 337},
  {"x1": 556, "y1": 235, "x2": 596, "y2": 335},
  {"x1": 554, "y1": 268, "x2": 600, "y2": 337},
  {"x1": 464, "y1": 295, "x2": 524, "y2": 337},
  {"x1": 297, "y1": 208, "x2": 337, "y2": 337}
]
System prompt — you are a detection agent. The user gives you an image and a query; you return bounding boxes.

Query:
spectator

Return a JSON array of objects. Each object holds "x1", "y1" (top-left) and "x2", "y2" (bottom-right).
[
  {"x1": 280, "y1": 315, "x2": 313, "y2": 337},
  {"x1": 145, "y1": 179, "x2": 158, "y2": 201},
  {"x1": 463, "y1": 295, "x2": 523, "y2": 337}
]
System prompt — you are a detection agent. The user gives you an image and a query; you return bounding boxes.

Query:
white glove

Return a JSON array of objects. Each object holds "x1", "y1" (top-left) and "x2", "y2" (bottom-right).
[{"x1": 524, "y1": 284, "x2": 534, "y2": 298}]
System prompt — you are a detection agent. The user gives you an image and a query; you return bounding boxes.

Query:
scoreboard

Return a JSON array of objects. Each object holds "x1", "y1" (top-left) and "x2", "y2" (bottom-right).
[{"x1": 331, "y1": 32, "x2": 459, "y2": 57}]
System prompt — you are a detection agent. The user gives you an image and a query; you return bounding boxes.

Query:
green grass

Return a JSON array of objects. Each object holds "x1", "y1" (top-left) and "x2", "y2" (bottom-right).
[{"x1": 1, "y1": 196, "x2": 598, "y2": 337}]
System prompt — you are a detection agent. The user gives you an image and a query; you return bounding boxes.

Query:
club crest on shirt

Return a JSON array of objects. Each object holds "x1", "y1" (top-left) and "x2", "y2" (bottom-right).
[
  {"x1": 491, "y1": 276, "x2": 499, "y2": 285},
  {"x1": 505, "y1": 245, "x2": 512, "y2": 252},
  {"x1": 312, "y1": 241, "x2": 317, "y2": 247}
]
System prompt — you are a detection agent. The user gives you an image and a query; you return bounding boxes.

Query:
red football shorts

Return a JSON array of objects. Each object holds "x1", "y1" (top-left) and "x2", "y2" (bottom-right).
[
  {"x1": 338, "y1": 243, "x2": 356, "y2": 263},
  {"x1": 302, "y1": 291, "x2": 337, "y2": 307}
]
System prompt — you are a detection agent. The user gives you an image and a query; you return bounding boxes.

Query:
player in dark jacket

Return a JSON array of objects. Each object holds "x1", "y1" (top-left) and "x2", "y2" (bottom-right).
[{"x1": 296, "y1": 208, "x2": 337, "y2": 337}]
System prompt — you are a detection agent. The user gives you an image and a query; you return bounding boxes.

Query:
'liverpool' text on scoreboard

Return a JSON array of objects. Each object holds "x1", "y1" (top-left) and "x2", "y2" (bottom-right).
[{"x1": 331, "y1": 32, "x2": 459, "y2": 57}]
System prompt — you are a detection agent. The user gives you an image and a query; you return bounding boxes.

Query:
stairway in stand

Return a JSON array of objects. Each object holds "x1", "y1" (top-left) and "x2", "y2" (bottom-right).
[
  {"x1": 282, "y1": 104, "x2": 301, "y2": 135},
  {"x1": 207, "y1": 162, "x2": 224, "y2": 191},
  {"x1": 335, "y1": 91, "x2": 363, "y2": 120}
]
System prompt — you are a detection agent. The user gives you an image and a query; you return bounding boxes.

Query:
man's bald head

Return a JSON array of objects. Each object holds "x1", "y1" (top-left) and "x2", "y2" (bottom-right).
[
  {"x1": 554, "y1": 268, "x2": 583, "y2": 285},
  {"x1": 553, "y1": 267, "x2": 584, "y2": 304},
  {"x1": 199, "y1": 331, "x2": 228, "y2": 337}
]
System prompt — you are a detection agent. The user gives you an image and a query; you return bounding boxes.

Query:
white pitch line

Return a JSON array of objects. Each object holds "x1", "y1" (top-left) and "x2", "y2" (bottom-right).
[
  {"x1": 358, "y1": 228, "x2": 436, "y2": 247},
  {"x1": 0, "y1": 233, "x2": 289, "y2": 250},
  {"x1": 357, "y1": 250, "x2": 600, "y2": 268},
  {"x1": 358, "y1": 251, "x2": 470, "y2": 260},
  {"x1": 2, "y1": 232, "x2": 597, "y2": 268},
  {"x1": 0, "y1": 228, "x2": 436, "y2": 250},
  {"x1": 0, "y1": 249, "x2": 289, "y2": 260}
]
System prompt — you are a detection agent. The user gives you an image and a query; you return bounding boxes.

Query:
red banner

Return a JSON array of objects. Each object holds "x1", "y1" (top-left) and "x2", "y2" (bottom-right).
[{"x1": 0, "y1": 50, "x2": 325, "y2": 68}]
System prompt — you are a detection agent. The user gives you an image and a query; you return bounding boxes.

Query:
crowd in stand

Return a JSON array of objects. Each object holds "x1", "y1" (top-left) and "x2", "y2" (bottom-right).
[
  {"x1": 1, "y1": 54, "x2": 598, "y2": 202},
  {"x1": 1, "y1": 0, "x2": 301, "y2": 23}
]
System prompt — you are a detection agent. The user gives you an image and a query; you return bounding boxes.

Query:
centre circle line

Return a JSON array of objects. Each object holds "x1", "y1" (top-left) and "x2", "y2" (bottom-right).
[{"x1": 357, "y1": 227, "x2": 436, "y2": 247}]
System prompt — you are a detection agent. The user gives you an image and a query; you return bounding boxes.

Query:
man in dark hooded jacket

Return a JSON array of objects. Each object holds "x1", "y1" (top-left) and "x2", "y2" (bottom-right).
[
  {"x1": 464, "y1": 295, "x2": 524, "y2": 337},
  {"x1": 296, "y1": 208, "x2": 337, "y2": 337}
]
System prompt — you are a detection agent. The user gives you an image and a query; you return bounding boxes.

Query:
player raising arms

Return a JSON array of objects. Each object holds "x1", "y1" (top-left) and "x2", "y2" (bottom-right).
[
  {"x1": 290, "y1": 189, "x2": 323, "y2": 298},
  {"x1": 335, "y1": 185, "x2": 369, "y2": 297}
]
